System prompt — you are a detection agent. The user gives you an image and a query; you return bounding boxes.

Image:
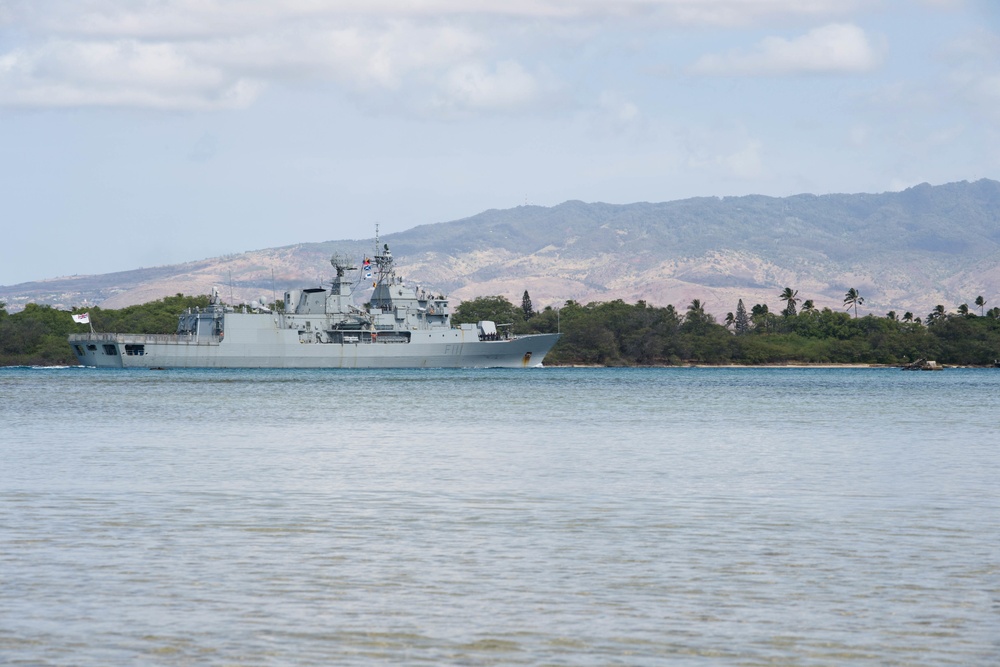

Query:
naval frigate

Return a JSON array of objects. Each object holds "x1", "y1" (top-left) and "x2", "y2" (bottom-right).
[{"x1": 68, "y1": 239, "x2": 560, "y2": 369}]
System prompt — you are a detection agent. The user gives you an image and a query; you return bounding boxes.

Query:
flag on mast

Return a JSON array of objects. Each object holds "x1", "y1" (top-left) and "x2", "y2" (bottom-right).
[{"x1": 72, "y1": 313, "x2": 90, "y2": 324}]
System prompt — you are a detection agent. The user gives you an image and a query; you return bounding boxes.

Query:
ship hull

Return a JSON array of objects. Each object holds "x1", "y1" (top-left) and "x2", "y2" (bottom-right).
[{"x1": 69, "y1": 328, "x2": 559, "y2": 369}]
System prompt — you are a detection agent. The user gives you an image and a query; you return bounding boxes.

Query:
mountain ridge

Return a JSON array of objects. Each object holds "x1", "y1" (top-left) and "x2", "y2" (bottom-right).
[{"x1": 4, "y1": 179, "x2": 1000, "y2": 318}]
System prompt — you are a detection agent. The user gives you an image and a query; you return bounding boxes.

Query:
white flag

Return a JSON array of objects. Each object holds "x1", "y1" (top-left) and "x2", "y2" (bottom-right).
[{"x1": 72, "y1": 312, "x2": 90, "y2": 324}]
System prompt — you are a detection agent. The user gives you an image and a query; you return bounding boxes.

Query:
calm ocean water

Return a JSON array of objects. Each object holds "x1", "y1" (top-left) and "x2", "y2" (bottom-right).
[{"x1": 1, "y1": 366, "x2": 998, "y2": 665}]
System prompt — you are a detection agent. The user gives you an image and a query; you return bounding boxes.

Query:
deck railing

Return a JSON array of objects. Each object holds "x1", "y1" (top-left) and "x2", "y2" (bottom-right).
[{"x1": 69, "y1": 333, "x2": 221, "y2": 345}]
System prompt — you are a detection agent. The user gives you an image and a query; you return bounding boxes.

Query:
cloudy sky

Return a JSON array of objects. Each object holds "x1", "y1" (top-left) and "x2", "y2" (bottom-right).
[{"x1": 2, "y1": 0, "x2": 999, "y2": 285}]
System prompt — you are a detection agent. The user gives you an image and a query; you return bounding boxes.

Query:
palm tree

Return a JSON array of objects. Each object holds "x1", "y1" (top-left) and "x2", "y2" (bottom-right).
[
  {"x1": 751, "y1": 303, "x2": 771, "y2": 332},
  {"x1": 958, "y1": 303, "x2": 970, "y2": 317},
  {"x1": 779, "y1": 287, "x2": 799, "y2": 317},
  {"x1": 902, "y1": 311, "x2": 914, "y2": 323},
  {"x1": 886, "y1": 311, "x2": 897, "y2": 321},
  {"x1": 684, "y1": 299, "x2": 714, "y2": 333},
  {"x1": 843, "y1": 288, "x2": 864, "y2": 318},
  {"x1": 927, "y1": 304, "x2": 946, "y2": 324},
  {"x1": 975, "y1": 295, "x2": 986, "y2": 316},
  {"x1": 801, "y1": 299, "x2": 815, "y2": 313},
  {"x1": 724, "y1": 312, "x2": 735, "y2": 328}
]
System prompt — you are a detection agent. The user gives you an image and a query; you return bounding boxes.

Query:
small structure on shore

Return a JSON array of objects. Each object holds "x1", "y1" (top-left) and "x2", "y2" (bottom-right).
[{"x1": 902, "y1": 359, "x2": 943, "y2": 371}]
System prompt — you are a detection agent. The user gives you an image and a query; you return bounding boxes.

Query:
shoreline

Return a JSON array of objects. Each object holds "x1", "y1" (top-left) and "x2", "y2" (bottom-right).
[
  {"x1": 3, "y1": 361, "x2": 996, "y2": 370},
  {"x1": 547, "y1": 362, "x2": 997, "y2": 369}
]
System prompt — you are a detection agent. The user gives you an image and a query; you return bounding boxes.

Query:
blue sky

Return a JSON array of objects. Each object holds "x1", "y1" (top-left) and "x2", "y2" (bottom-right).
[{"x1": 2, "y1": 0, "x2": 998, "y2": 286}]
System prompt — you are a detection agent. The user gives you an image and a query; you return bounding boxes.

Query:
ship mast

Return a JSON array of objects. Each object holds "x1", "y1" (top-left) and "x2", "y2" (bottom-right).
[{"x1": 370, "y1": 224, "x2": 397, "y2": 310}]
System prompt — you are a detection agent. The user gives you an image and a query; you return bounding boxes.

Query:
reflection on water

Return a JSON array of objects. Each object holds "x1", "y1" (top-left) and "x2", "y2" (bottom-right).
[{"x1": 1, "y1": 367, "x2": 999, "y2": 665}]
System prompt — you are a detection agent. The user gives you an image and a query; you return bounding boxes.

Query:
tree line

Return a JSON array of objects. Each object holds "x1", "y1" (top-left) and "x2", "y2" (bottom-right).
[
  {"x1": 1, "y1": 287, "x2": 999, "y2": 366},
  {"x1": 451, "y1": 289, "x2": 1000, "y2": 366},
  {"x1": 0, "y1": 294, "x2": 209, "y2": 366}
]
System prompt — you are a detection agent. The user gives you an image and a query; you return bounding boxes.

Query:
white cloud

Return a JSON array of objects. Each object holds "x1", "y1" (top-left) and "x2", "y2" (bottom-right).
[
  {"x1": 682, "y1": 123, "x2": 766, "y2": 180},
  {"x1": 0, "y1": 1, "x2": 869, "y2": 111},
  {"x1": 948, "y1": 68, "x2": 1000, "y2": 121},
  {"x1": 919, "y1": 0, "x2": 964, "y2": 8},
  {"x1": 0, "y1": 21, "x2": 491, "y2": 109},
  {"x1": 591, "y1": 91, "x2": 645, "y2": 136},
  {"x1": 889, "y1": 177, "x2": 921, "y2": 191},
  {"x1": 16, "y1": 1, "x2": 861, "y2": 36},
  {"x1": 599, "y1": 91, "x2": 640, "y2": 124},
  {"x1": 647, "y1": 0, "x2": 859, "y2": 27},
  {"x1": 689, "y1": 139, "x2": 764, "y2": 179},
  {"x1": 432, "y1": 60, "x2": 542, "y2": 112},
  {"x1": 936, "y1": 28, "x2": 1000, "y2": 123},
  {"x1": 723, "y1": 139, "x2": 764, "y2": 178},
  {"x1": 191, "y1": 24, "x2": 485, "y2": 90},
  {"x1": 690, "y1": 23, "x2": 882, "y2": 76},
  {"x1": 848, "y1": 124, "x2": 870, "y2": 147},
  {"x1": 0, "y1": 39, "x2": 262, "y2": 109}
]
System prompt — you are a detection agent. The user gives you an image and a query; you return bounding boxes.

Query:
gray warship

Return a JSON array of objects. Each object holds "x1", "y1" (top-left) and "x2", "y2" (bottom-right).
[{"x1": 68, "y1": 240, "x2": 560, "y2": 369}]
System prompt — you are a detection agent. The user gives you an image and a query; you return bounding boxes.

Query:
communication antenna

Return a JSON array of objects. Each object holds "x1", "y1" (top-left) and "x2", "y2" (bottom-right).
[{"x1": 271, "y1": 268, "x2": 277, "y2": 312}]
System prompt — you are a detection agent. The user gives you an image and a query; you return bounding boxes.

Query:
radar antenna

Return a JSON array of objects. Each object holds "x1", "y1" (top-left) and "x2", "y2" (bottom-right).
[{"x1": 330, "y1": 253, "x2": 356, "y2": 278}]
